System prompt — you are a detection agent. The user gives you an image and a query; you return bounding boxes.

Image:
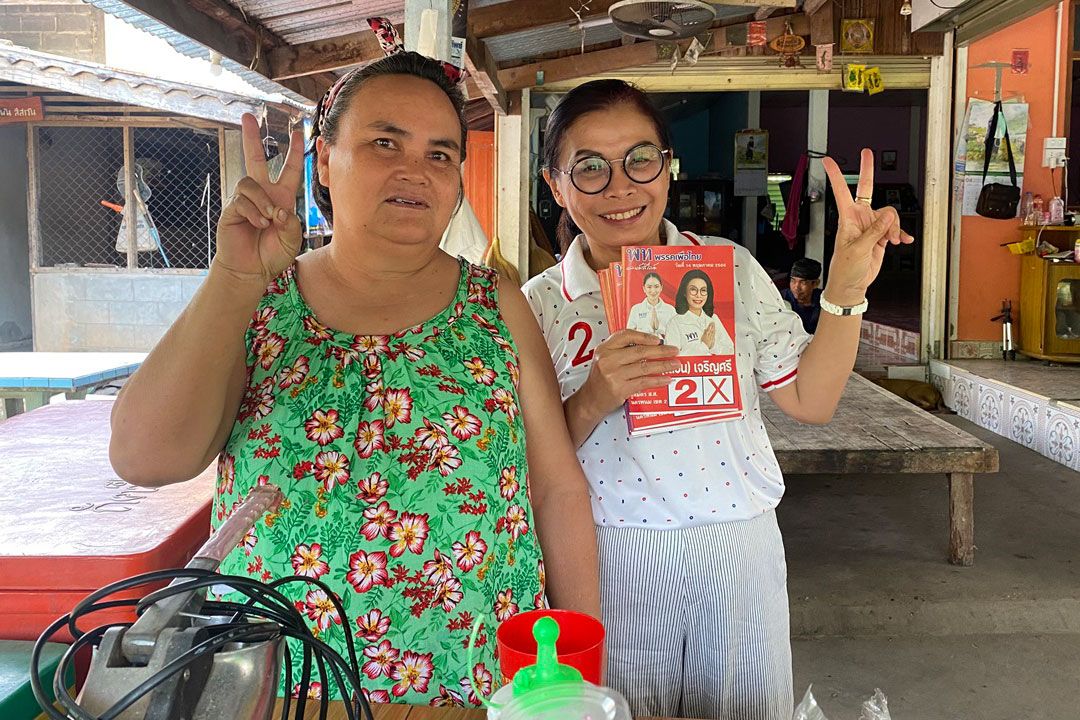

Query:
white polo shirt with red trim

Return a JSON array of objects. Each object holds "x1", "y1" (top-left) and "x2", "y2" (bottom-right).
[{"x1": 522, "y1": 219, "x2": 812, "y2": 528}]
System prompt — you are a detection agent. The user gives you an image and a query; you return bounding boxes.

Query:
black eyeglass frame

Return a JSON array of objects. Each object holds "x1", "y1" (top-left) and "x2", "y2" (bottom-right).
[{"x1": 549, "y1": 142, "x2": 672, "y2": 195}]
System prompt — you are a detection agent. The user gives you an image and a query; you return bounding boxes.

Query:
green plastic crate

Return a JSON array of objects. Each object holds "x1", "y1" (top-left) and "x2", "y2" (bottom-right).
[{"x1": 0, "y1": 639, "x2": 72, "y2": 720}]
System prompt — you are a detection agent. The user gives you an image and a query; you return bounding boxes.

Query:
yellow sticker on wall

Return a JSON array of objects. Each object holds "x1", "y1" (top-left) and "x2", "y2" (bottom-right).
[
  {"x1": 865, "y1": 66, "x2": 885, "y2": 95},
  {"x1": 843, "y1": 64, "x2": 866, "y2": 92}
]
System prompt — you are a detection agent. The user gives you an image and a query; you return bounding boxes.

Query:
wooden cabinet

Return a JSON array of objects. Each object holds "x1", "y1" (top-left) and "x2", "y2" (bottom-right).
[{"x1": 1019, "y1": 254, "x2": 1080, "y2": 362}]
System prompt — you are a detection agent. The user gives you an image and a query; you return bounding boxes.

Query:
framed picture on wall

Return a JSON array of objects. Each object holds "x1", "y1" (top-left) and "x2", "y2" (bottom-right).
[{"x1": 881, "y1": 150, "x2": 897, "y2": 171}]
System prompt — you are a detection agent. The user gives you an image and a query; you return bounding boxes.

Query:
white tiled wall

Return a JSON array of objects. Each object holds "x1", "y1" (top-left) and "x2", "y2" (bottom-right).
[{"x1": 931, "y1": 360, "x2": 1080, "y2": 472}]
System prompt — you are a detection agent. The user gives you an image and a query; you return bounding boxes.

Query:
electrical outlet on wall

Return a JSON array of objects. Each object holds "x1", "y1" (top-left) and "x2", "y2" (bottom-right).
[{"x1": 1043, "y1": 137, "x2": 1067, "y2": 167}]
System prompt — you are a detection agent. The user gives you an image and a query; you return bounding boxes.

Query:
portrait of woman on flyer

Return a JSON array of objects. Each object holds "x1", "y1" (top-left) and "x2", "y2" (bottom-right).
[
  {"x1": 625, "y1": 272, "x2": 676, "y2": 337},
  {"x1": 663, "y1": 269, "x2": 735, "y2": 357}
]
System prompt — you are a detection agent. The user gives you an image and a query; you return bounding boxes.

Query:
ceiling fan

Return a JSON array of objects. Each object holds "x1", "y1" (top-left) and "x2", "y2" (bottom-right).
[{"x1": 573, "y1": 1, "x2": 719, "y2": 40}]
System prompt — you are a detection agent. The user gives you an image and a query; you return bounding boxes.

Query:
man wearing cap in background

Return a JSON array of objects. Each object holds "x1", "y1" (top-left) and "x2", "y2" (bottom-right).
[{"x1": 782, "y1": 258, "x2": 823, "y2": 334}]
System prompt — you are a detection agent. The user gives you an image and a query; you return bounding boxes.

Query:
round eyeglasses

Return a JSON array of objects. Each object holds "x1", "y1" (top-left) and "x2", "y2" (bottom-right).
[{"x1": 551, "y1": 143, "x2": 671, "y2": 195}]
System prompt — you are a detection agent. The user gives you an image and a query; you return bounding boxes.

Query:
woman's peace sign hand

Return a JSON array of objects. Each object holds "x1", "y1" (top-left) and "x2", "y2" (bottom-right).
[
  {"x1": 214, "y1": 113, "x2": 305, "y2": 284},
  {"x1": 821, "y1": 149, "x2": 915, "y2": 306}
]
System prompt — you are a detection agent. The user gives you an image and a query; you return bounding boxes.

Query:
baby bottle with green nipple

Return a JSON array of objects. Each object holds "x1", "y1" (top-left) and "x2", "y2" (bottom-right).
[{"x1": 486, "y1": 616, "x2": 631, "y2": 720}]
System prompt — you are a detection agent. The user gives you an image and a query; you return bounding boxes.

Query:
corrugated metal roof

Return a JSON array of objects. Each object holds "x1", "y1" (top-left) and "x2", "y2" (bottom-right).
[
  {"x1": 85, "y1": 0, "x2": 773, "y2": 89},
  {"x1": 84, "y1": 0, "x2": 311, "y2": 107},
  {"x1": 486, "y1": 22, "x2": 624, "y2": 64},
  {"x1": 229, "y1": 0, "x2": 404, "y2": 44},
  {"x1": 0, "y1": 42, "x2": 302, "y2": 124}
]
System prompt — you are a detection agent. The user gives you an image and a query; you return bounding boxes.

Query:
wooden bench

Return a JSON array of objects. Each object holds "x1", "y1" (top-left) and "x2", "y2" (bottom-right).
[{"x1": 764, "y1": 373, "x2": 1000, "y2": 566}]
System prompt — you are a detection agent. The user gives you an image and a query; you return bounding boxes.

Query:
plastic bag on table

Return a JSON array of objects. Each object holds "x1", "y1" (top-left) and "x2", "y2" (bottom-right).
[
  {"x1": 792, "y1": 686, "x2": 828, "y2": 720},
  {"x1": 792, "y1": 685, "x2": 892, "y2": 720},
  {"x1": 859, "y1": 688, "x2": 891, "y2": 720}
]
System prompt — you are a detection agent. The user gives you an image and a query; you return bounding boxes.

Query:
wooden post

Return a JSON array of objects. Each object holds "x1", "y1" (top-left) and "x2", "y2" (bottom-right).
[
  {"x1": 221, "y1": 127, "x2": 245, "y2": 200},
  {"x1": 123, "y1": 125, "x2": 137, "y2": 269},
  {"x1": 26, "y1": 124, "x2": 40, "y2": 271},
  {"x1": 922, "y1": 32, "x2": 954, "y2": 362},
  {"x1": 908, "y1": 105, "x2": 922, "y2": 191},
  {"x1": 495, "y1": 89, "x2": 530, "y2": 281},
  {"x1": 948, "y1": 471, "x2": 975, "y2": 566},
  {"x1": 948, "y1": 39, "x2": 968, "y2": 353},
  {"x1": 806, "y1": 90, "x2": 829, "y2": 266},
  {"x1": 742, "y1": 91, "x2": 761, "y2": 257}
]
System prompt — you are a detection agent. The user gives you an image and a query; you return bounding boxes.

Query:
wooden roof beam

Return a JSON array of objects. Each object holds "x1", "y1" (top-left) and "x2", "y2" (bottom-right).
[
  {"x1": 471, "y1": 0, "x2": 619, "y2": 39},
  {"x1": 267, "y1": 27, "x2": 397, "y2": 80},
  {"x1": 465, "y1": 34, "x2": 508, "y2": 115},
  {"x1": 498, "y1": 12, "x2": 810, "y2": 92},
  {"x1": 118, "y1": 0, "x2": 280, "y2": 76}
]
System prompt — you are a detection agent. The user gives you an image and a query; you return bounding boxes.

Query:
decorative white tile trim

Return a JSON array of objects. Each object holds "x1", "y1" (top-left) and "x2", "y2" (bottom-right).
[
  {"x1": 1007, "y1": 392, "x2": 1041, "y2": 450},
  {"x1": 862, "y1": 320, "x2": 920, "y2": 362},
  {"x1": 937, "y1": 363, "x2": 1079, "y2": 472},
  {"x1": 929, "y1": 361, "x2": 952, "y2": 407},
  {"x1": 1043, "y1": 405, "x2": 1080, "y2": 471},
  {"x1": 952, "y1": 373, "x2": 976, "y2": 422},
  {"x1": 977, "y1": 384, "x2": 1005, "y2": 433}
]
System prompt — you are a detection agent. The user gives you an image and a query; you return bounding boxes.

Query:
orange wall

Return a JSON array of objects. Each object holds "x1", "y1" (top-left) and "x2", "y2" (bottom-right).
[
  {"x1": 956, "y1": 5, "x2": 1069, "y2": 341},
  {"x1": 463, "y1": 130, "x2": 496, "y2": 245}
]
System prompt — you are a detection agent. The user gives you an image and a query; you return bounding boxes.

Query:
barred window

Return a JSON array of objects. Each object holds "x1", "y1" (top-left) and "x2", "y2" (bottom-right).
[
  {"x1": 34, "y1": 124, "x2": 222, "y2": 270},
  {"x1": 35, "y1": 125, "x2": 124, "y2": 268}
]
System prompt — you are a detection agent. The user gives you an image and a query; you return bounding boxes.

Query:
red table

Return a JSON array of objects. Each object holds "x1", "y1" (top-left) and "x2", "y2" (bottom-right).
[{"x1": 0, "y1": 400, "x2": 214, "y2": 642}]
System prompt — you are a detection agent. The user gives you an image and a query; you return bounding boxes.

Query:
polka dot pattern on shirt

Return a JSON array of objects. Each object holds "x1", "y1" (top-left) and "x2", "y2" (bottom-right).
[{"x1": 521, "y1": 221, "x2": 812, "y2": 529}]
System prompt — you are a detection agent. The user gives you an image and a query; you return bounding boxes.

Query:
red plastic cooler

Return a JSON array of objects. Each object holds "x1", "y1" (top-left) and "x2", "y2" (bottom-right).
[{"x1": 0, "y1": 400, "x2": 214, "y2": 642}]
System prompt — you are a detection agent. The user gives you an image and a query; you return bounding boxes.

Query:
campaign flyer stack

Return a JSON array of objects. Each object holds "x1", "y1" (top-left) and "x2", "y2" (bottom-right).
[{"x1": 601, "y1": 245, "x2": 744, "y2": 436}]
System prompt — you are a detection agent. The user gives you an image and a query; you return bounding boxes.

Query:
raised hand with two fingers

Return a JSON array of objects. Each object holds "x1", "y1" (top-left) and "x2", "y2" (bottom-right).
[
  {"x1": 821, "y1": 149, "x2": 915, "y2": 307},
  {"x1": 215, "y1": 113, "x2": 305, "y2": 284}
]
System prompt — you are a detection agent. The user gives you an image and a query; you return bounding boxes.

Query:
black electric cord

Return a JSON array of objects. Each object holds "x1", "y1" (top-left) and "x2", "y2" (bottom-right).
[
  {"x1": 47, "y1": 572, "x2": 370, "y2": 720},
  {"x1": 31, "y1": 567, "x2": 374, "y2": 720}
]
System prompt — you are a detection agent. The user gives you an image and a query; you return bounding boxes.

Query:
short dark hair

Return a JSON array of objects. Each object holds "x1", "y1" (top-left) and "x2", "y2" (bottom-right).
[
  {"x1": 543, "y1": 80, "x2": 673, "y2": 253},
  {"x1": 308, "y1": 51, "x2": 467, "y2": 226},
  {"x1": 675, "y1": 269, "x2": 714, "y2": 316},
  {"x1": 790, "y1": 258, "x2": 822, "y2": 280}
]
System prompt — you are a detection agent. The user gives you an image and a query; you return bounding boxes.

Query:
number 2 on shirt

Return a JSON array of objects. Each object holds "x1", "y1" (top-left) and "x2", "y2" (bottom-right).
[{"x1": 569, "y1": 321, "x2": 595, "y2": 367}]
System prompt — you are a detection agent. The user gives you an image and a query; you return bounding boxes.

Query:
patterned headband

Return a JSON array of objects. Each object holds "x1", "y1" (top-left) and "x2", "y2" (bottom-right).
[{"x1": 316, "y1": 18, "x2": 466, "y2": 135}]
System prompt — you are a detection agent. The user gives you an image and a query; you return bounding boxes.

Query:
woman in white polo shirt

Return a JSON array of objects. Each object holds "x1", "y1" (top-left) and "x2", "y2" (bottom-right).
[
  {"x1": 664, "y1": 269, "x2": 735, "y2": 356},
  {"x1": 625, "y1": 272, "x2": 676, "y2": 337},
  {"x1": 522, "y1": 79, "x2": 912, "y2": 720}
]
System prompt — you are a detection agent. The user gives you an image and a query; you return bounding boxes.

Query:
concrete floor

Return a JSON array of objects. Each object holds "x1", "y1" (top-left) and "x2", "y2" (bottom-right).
[{"x1": 779, "y1": 416, "x2": 1080, "y2": 719}]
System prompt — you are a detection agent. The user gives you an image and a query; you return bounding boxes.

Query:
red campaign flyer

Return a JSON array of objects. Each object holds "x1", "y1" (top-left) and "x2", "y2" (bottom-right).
[{"x1": 621, "y1": 245, "x2": 743, "y2": 421}]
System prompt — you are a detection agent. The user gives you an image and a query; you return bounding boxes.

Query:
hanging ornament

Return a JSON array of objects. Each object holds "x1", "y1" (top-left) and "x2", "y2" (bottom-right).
[
  {"x1": 769, "y1": 21, "x2": 805, "y2": 68},
  {"x1": 865, "y1": 66, "x2": 885, "y2": 95},
  {"x1": 815, "y1": 43, "x2": 834, "y2": 73},
  {"x1": 843, "y1": 63, "x2": 867, "y2": 92},
  {"x1": 748, "y1": 21, "x2": 768, "y2": 47},
  {"x1": 840, "y1": 18, "x2": 875, "y2": 54}
]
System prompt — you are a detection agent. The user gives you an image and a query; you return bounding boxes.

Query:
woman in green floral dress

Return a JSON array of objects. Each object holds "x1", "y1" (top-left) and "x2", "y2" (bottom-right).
[{"x1": 109, "y1": 52, "x2": 600, "y2": 706}]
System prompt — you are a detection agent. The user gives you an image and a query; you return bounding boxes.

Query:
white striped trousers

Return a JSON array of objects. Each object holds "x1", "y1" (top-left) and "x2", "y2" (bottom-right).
[{"x1": 597, "y1": 511, "x2": 793, "y2": 720}]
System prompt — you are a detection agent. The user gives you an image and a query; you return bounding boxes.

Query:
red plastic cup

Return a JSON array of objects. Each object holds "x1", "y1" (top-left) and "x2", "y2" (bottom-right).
[{"x1": 495, "y1": 609, "x2": 605, "y2": 685}]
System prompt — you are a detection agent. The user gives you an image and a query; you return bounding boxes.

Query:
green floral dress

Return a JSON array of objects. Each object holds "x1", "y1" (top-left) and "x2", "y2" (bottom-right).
[{"x1": 213, "y1": 258, "x2": 545, "y2": 706}]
